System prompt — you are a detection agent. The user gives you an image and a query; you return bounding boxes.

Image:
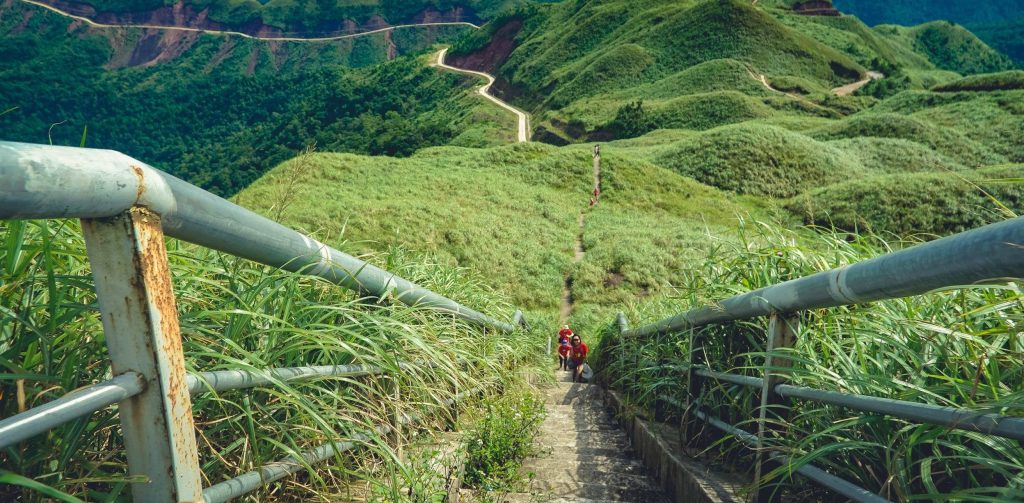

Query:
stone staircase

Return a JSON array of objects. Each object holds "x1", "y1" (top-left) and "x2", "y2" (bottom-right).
[{"x1": 497, "y1": 373, "x2": 670, "y2": 502}]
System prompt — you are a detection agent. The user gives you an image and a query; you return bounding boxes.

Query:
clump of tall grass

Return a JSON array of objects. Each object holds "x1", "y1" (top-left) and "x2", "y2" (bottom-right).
[
  {"x1": 0, "y1": 218, "x2": 543, "y2": 501},
  {"x1": 596, "y1": 221, "x2": 1024, "y2": 501}
]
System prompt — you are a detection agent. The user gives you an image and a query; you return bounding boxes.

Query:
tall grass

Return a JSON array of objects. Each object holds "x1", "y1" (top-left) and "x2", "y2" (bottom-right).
[
  {"x1": 0, "y1": 218, "x2": 544, "y2": 501},
  {"x1": 595, "y1": 221, "x2": 1024, "y2": 501}
]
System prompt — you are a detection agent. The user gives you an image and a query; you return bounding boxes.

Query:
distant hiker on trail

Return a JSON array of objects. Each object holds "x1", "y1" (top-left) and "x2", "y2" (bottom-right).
[
  {"x1": 568, "y1": 334, "x2": 589, "y2": 383},
  {"x1": 557, "y1": 325, "x2": 573, "y2": 370}
]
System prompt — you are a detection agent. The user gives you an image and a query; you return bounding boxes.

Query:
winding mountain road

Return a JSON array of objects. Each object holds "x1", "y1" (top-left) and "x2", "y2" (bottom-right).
[
  {"x1": 20, "y1": 0, "x2": 479, "y2": 42},
  {"x1": 434, "y1": 48, "x2": 529, "y2": 143}
]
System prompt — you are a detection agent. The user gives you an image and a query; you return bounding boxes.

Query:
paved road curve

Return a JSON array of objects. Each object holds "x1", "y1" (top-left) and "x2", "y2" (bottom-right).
[
  {"x1": 435, "y1": 47, "x2": 530, "y2": 143},
  {"x1": 20, "y1": 0, "x2": 479, "y2": 42}
]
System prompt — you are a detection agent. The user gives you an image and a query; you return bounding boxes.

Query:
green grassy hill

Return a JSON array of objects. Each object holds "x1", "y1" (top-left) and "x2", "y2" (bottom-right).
[
  {"x1": 451, "y1": 0, "x2": 1017, "y2": 145},
  {"x1": 833, "y1": 0, "x2": 1024, "y2": 65},
  {"x1": 237, "y1": 142, "x2": 768, "y2": 315}
]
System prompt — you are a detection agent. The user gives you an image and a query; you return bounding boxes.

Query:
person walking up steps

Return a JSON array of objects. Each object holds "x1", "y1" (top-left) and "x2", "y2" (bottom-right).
[
  {"x1": 568, "y1": 334, "x2": 589, "y2": 383},
  {"x1": 556, "y1": 325, "x2": 573, "y2": 370}
]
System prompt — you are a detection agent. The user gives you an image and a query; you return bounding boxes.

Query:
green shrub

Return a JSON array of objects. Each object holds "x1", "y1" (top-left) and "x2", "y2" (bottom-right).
[
  {"x1": 606, "y1": 100, "x2": 654, "y2": 138},
  {"x1": 463, "y1": 392, "x2": 545, "y2": 490}
]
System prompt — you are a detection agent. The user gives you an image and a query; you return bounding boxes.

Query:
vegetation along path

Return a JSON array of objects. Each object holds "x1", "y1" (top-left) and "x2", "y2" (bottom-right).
[
  {"x1": 20, "y1": 0, "x2": 480, "y2": 42},
  {"x1": 508, "y1": 373, "x2": 669, "y2": 501},
  {"x1": 435, "y1": 48, "x2": 530, "y2": 143},
  {"x1": 559, "y1": 146, "x2": 601, "y2": 325}
]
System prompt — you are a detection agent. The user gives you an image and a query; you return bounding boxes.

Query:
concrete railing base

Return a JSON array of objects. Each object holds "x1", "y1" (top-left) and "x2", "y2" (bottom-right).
[{"x1": 601, "y1": 388, "x2": 749, "y2": 503}]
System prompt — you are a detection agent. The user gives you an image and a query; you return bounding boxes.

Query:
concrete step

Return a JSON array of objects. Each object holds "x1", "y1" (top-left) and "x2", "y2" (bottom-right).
[
  {"x1": 532, "y1": 446, "x2": 643, "y2": 462},
  {"x1": 521, "y1": 459, "x2": 648, "y2": 481},
  {"x1": 537, "y1": 434, "x2": 631, "y2": 450},
  {"x1": 539, "y1": 421, "x2": 621, "y2": 433},
  {"x1": 489, "y1": 493, "x2": 625, "y2": 503},
  {"x1": 528, "y1": 480, "x2": 669, "y2": 502}
]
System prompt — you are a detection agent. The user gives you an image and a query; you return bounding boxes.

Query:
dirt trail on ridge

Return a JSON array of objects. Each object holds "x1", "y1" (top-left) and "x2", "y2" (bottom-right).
[{"x1": 559, "y1": 147, "x2": 601, "y2": 325}]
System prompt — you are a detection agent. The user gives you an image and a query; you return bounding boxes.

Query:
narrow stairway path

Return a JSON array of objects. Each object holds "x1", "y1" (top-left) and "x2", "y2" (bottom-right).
[
  {"x1": 506, "y1": 373, "x2": 670, "y2": 502},
  {"x1": 558, "y1": 147, "x2": 602, "y2": 326},
  {"x1": 435, "y1": 48, "x2": 530, "y2": 143},
  {"x1": 20, "y1": 0, "x2": 479, "y2": 42}
]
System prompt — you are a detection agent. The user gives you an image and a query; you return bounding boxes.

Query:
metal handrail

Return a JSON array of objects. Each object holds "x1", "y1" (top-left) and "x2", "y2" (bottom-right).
[
  {"x1": 612, "y1": 215, "x2": 1024, "y2": 502},
  {"x1": 187, "y1": 364, "x2": 386, "y2": 395},
  {"x1": 692, "y1": 368, "x2": 1024, "y2": 441},
  {"x1": 0, "y1": 141, "x2": 528, "y2": 501},
  {"x1": 626, "y1": 216, "x2": 1024, "y2": 338},
  {"x1": 0, "y1": 141, "x2": 514, "y2": 333},
  {"x1": 0, "y1": 372, "x2": 145, "y2": 450},
  {"x1": 202, "y1": 383, "x2": 486, "y2": 503}
]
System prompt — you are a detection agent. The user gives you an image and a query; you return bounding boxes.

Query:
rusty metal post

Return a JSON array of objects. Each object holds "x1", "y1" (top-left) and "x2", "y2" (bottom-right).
[
  {"x1": 81, "y1": 208, "x2": 202, "y2": 503},
  {"x1": 754, "y1": 313, "x2": 799, "y2": 503},
  {"x1": 681, "y1": 327, "x2": 705, "y2": 445}
]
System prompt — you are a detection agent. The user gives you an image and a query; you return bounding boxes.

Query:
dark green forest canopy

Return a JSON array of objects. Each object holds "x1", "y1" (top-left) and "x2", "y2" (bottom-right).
[
  {"x1": 832, "y1": 0, "x2": 1024, "y2": 26},
  {"x1": 0, "y1": 5, "x2": 476, "y2": 195},
  {"x1": 60, "y1": 0, "x2": 526, "y2": 31},
  {"x1": 834, "y1": 0, "x2": 1024, "y2": 65}
]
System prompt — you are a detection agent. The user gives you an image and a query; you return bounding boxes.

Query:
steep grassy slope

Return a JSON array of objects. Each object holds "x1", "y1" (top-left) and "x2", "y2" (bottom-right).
[
  {"x1": 237, "y1": 142, "x2": 767, "y2": 314},
  {"x1": 444, "y1": 0, "x2": 876, "y2": 141},
  {"x1": 789, "y1": 164, "x2": 1024, "y2": 235},
  {"x1": 450, "y1": 0, "x2": 1020, "y2": 147},
  {"x1": 487, "y1": 0, "x2": 863, "y2": 109},
  {"x1": 873, "y1": 22, "x2": 1014, "y2": 75}
]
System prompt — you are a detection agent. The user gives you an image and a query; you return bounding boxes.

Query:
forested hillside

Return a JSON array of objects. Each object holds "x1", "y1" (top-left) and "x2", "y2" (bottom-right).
[
  {"x1": 833, "y1": 0, "x2": 1024, "y2": 66},
  {"x1": 0, "y1": 0, "x2": 518, "y2": 194},
  {"x1": 36, "y1": 0, "x2": 524, "y2": 31}
]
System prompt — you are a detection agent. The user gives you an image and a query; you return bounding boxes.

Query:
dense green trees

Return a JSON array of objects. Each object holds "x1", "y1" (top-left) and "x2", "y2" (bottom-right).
[
  {"x1": 833, "y1": 0, "x2": 1024, "y2": 66},
  {"x1": 69, "y1": 0, "x2": 524, "y2": 31},
  {"x1": 0, "y1": 28, "x2": 468, "y2": 195}
]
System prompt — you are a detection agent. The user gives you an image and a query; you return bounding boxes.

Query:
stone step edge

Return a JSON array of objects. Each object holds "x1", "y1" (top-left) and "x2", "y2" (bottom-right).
[{"x1": 600, "y1": 388, "x2": 748, "y2": 503}]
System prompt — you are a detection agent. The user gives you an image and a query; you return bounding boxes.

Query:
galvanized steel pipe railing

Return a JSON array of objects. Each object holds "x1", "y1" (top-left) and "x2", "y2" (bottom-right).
[
  {"x1": 690, "y1": 368, "x2": 1024, "y2": 441},
  {"x1": 0, "y1": 141, "x2": 515, "y2": 333},
  {"x1": 626, "y1": 216, "x2": 1024, "y2": 338},
  {"x1": 0, "y1": 372, "x2": 146, "y2": 450}
]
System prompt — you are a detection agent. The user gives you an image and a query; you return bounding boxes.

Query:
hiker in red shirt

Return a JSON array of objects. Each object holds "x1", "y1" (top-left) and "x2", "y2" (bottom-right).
[
  {"x1": 556, "y1": 325, "x2": 573, "y2": 370},
  {"x1": 568, "y1": 334, "x2": 589, "y2": 383}
]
